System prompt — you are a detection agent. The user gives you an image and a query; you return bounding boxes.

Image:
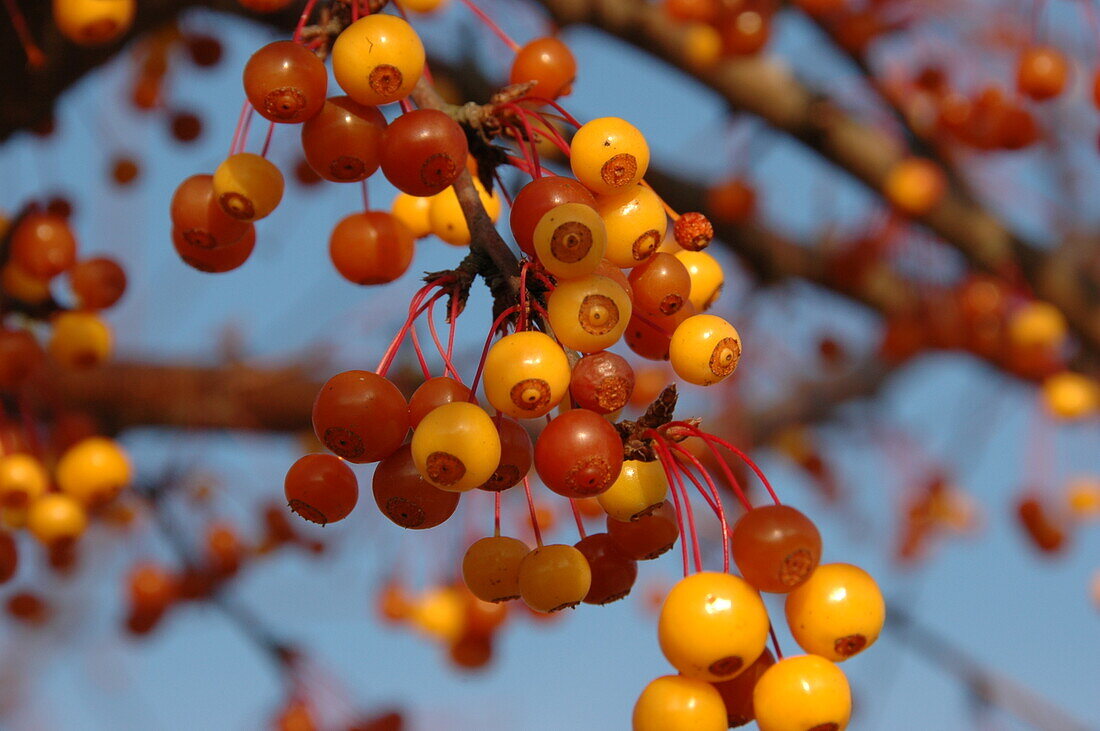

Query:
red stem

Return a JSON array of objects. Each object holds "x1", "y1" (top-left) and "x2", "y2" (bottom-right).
[
  {"x1": 521, "y1": 476, "x2": 543, "y2": 547},
  {"x1": 1, "y1": 0, "x2": 44, "y2": 68},
  {"x1": 293, "y1": 0, "x2": 321, "y2": 44},
  {"x1": 674, "y1": 422, "x2": 781, "y2": 506},
  {"x1": 260, "y1": 122, "x2": 276, "y2": 158},
  {"x1": 569, "y1": 499, "x2": 587, "y2": 540},
  {"x1": 457, "y1": 0, "x2": 521, "y2": 51},
  {"x1": 408, "y1": 323, "x2": 432, "y2": 379},
  {"x1": 467, "y1": 304, "x2": 521, "y2": 399},
  {"x1": 661, "y1": 437, "x2": 730, "y2": 573}
]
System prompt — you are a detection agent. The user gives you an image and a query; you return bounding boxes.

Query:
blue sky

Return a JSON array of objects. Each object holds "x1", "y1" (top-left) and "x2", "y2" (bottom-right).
[{"x1": 0, "y1": 2, "x2": 1098, "y2": 729}]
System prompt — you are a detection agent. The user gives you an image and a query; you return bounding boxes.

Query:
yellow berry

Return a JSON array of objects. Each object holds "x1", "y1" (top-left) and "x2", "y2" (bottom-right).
[
  {"x1": 0, "y1": 455, "x2": 49, "y2": 510},
  {"x1": 391, "y1": 192, "x2": 434, "y2": 238},
  {"x1": 49, "y1": 311, "x2": 112, "y2": 369},
  {"x1": 658, "y1": 571, "x2": 770, "y2": 681},
  {"x1": 213, "y1": 153, "x2": 284, "y2": 221},
  {"x1": 571, "y1": 117, "x2": 650, "y2": 196},
  {"x1": 402, "y1": 0, "x2": 449, "y2": 12},
  {"x1": 633, "y1": 675, "x2": 726, "y2": 731},
  {"x1": 518, "y1": 543, "x2": 591, "y2": 612},
  {"x1": 27, "y1": 493, "x2": 88, "y2": 547},
  {"x1": 53, "y1": 0, "x2": 135, "y2": 46},
  {"x1": 595, "y1": 184, "x2": 668, "y2": 268},
  {"x1": 411, "y1": 402, "x2": 501, "y2": 492},
  {"x1": 1008, "y1": 301, "x2": 1067, "y2": 350},
  {"x1": 883, "y1": 157, "x2": 945, "y2": 216},
  {"x1": 669, "y1": 314, "x2": 742, "y2": 386},
  {"x1": 332, "y1": 15, "x2": 425, "y2": 106},
  {"x1": 428, "y1": 177, "x2": 501, "y2": 246},
  {"x1": 753, "y1": 655, "x2": 851, "y2": 731},
  {"x1": 683, "y1": 22, "x2": 722, "y2": 70},
  {"x1": 483, "y1": 332, "x2": 571, "y2": 419},
  {"x1": 462, "y1": 535, "x2": 530, "y2": 602},
  {"x1": 675, "y1": 250, "x2": 724, "y2": 311},
  {"x1": 1042, "y1": 372, "x2": 1099, "y2": 420},
  {"x1": 598, "y1": 459, "x2": 668, "y2": 522},
  {"x1": 56, "y1": 437, "x2": 132, "y2": 506},
  {"x1": 1066, "y1": 477, "x2": 1100, "y2": 519},
  {"x1": 409, "y1": 585, "x2": 465, "y2": 642},
  {"x1": 546, "y1": 274, "x2": 632, "y2": 353},
  {"x1": 533, "y1": 203, "x2": 607, "y2": 279},
  {"x1": 785, "y1": 563, "x2": 885, "y2": 662}
]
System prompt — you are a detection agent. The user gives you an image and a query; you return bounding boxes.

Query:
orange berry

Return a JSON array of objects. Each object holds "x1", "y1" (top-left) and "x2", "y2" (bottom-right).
[
  {"x1": 1017, "y1": 46, "x2": 1069, "y2": 101},
  {"x1": 48, "y1": 311, "x2": 112, "y2": 369},
  {"x1": 53, "y1": 0, "x2": 135, "y2": 45},
  {"x1": 518, "y1": 544, "x2": 591, "y2": 612},
  {"x1": 571, "y1": 117, "x2": 650, "y2": 196},
  {"x1": 56, "y1": 437, "x2": 132, "y2": 506},
  {"x1": 752, "y1": 655, "x2": 851, "y2": 731},
  {"x1": 785, "y1": 563, "x2": 885, "y2": 661},
  {"x1": 884, "y1": 157, "x2": 945, "y2": 216},
  {"x1": 633, "y1": 675, "x2": 726, "y2": 731},
  {"x1": 332, "y1": 15, "x2": 425, "y2": 106},
  {"x1": 27, "y1": 493, "x2": 88, "y2": 547},
  {"x1": 462, "y1": 535, "x2": 530, "y2": 603}
]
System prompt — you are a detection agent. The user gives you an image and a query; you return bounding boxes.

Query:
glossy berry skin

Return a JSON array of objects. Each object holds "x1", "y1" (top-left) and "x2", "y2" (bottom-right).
[
  {"x1": 1017, "y1": 46, "x2": 1069, "y2": 101},
  {"x1": 535, "y1": 409, "x2": 624, "y2": 498},
  {"x1": 408, "y1": 377, "x2": 473, "y2": 427},
  {"x1": 571, "y1": 117, "x2": 650, "y2": 196},
  {"x1": 53, "y1": 0, "x2": 135, "y2": 46},
  {"x1": 669, "y1": 314, "x2": 741, "y2": 386},
  {"x1": 462, "y1": 535, "x2": 530, "y2": 602},
  {"x1": 169, "y1": 175, "x2": 251, "y2": 249},
  {"x1": 675, "y1": 250, "x2": 723, "y2": 311},
  {"x1": 0, "y1": 455, "x2": 48, "y2": 510},
  {"x1": 332, "y1": 15, "x2": 425, "y2": 106},
  {"x1": 570, "y1": 351, "x2": 634, "y2": 415},
  {"x1": 391, "y1": 193, "x2": 433, "y2": 238},
  {"x1": 172, "y1": 225, "x2": 255, "y2": 273},
  {"x1": 533, "y1": 203, "x2": 607, "y2": 279},
  {"x1": 607, "y1": 501, "x2": 679, "y2": 559},
  {"x1": 411, "y1": 402, "x2": 501, "y2": 492},
  {"x1": 547, "y1": 274, "x2": 632, "y2": 353},
  {"x1": 510, "y1": 176, "x2": 596, "y2": 258},
  {"x1": 478, "y1": 417, "x2": 533, "y2": 491},
  {"x1": 575, "y1": 532, "x2": 637, "y2": 604},
  {"x1": 56, "y1": 437, "x2": 131, "y2": 506},
  {"x1": 629, "y1": 252, "x2": 691, "y2": 316},
  {"x1": 785, "y1": 563, "x2": 885, "y2": 661},
  {"x1": 636, "y1": 309, "x2": 697, "y2": 364},
  {"x1": 712, "y1": 648, "x2": 776, "y2": 728},
  {"x1": 731, "y1": 504, "x2": 821, "y2": 593},
  {"x1": 596, "y1": 184, "x2": 668, "y2": 268},
  {"x1": 633, "y1": 675, "x2": 726, "y2": 731},
  {"x1": 329, "y1": 211, "x2": 414, "y2": 285},
  {"x1": 598, "y1": 459, "x2": 668, "y2": 522},
  {"x1": 482, "y1": 332, "x2": 571, "y2": 419},
  {"x1": 379, "y1": 109, "x2": 468, "y2": 196},
  {"x1": 658, "y1": 572, "x2": 770, "y2": 681},
  {"x1": 428, "y1": 177, "x2": 501, "y2": 246},
  {"x1": 312, "y1": 370, "x2": 409, "y2": 463},
  {"x1": 509, "y1": 37, "x2": 577, "y2": 99},
  {"x1": 243, "y1": 41, "x2": 328, "y2": 123},
  {"x1": 10, "y1": 213, "x2": 77, "y2": 279},
  {"x1": 518, "y1": 544, "x2": 592, "y2": 613},
  {"x1": 69, "y1": 257, "x2": 126, "y2": 309},
  {"x1": 213, "y1": 153, "x2": 284, "y2": 221},
  {"x1": 284, "y1": 453, "x2": 358, "y2": 525},
  {"x1": 372, "y1": 444, "x2": 459, "y2": 529},
  {"x1": 48, "y1": 311, "x2": 112, "y2": 369},
  {"x1": 27, "y1": 494, "x2": 88, "y2": 547},
  {"x1": 752, "y1": 655, "x2": 851, "y2": 731},
  {"x1": 301, "y1": 97, "x2": 386, "y2": 182}
]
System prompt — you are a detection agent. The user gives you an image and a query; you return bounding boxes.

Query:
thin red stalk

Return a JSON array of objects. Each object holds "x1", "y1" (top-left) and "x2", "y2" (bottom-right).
[
  {"x1": 666, "y1": 448, "x2": 703, "y2": 573},
  {"x1": 683, "y1": 430, "x2": 753, "y2": 511},
  {"x1": 494, "y1": 492, "x2": 501, "y2": 537},
  {"x1": 492, "y1": 171, "x2": 514, "y2": 207},
  {"x1": 17, "y1": 394, "x2": 42, "y2": 457},
  {"x1": 399, "y1": 98, "x2": 413, "y2": 114},
  {"x1": 374, "y1": 281, "x2": 445, "y2": 375},
  {"x1": 229, "y1": 100, "x2": 251, "y2": 158},
  {"x1": 664, "y1": 438, "x2": 730, "y2": 573},
  {"x1": 528, "y1": 111, "x2": 574, "y2": 158},
  {"x1": 360, "y1": 179, "x2": 370, "y2": 211},
  {"x1": 569, "y1": 499, "x2": 587, "y2": 540},
  {"x1": 2, "y1": 0, "x2": 44, "y2": 68},
  {"x1": 518, "y1": 261, "x2": 531, "y2": 331},
  {"x1": 260, "y1": 122, "x2": 276, "y2": 158},
  {"x1": 516, "y1": 97, "x2": 582, "y2": 128},
  {"x1": 631, "y1": 309, "x2": 676, "y2": 338},
  {"x1": 293, "y1": 0, "x2": 321, "y2": 44},
  {"x1": 504, "y1": 122, "x2": 540, "y2": 179},
  {"x1": 467, "y1": 304, "x2": 521, "y2": 399},
  {"x1": 655, "y1": 441, "x2": 693, "y2": 576},
  {"x1": 521, "y1": 477, "x2": 543, "y2": 547},
  {"x1": 446, "y1": 288, "x2": 458, "y2": 372},
  {"x1": 408, "y1": 324, "x2": 432, "y2": 379},
  {"x1": 502, "y1": 104, "x2": 545, "y2": 178},
  {"x1": 235, "y1": 108, "x2": 255, "y2": 155},
  {"x1": 675, "y1": 422, "x2": 781, "y2": 506},
  {"x1": 426, "y1": 298, "x2": 461, "y2": 380},
  {"x1": 456, "y1": 0, "x2": 521, "y2": 51},
  {"x1": 505, "y1": 155, "x2": 537, "y2": 177},
  {"x1": 351, "y1": 0, "x2": 360, "y2": 21},
  {"x1": 769, "y1": 625, "x2": 784, "y2": 660}
]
